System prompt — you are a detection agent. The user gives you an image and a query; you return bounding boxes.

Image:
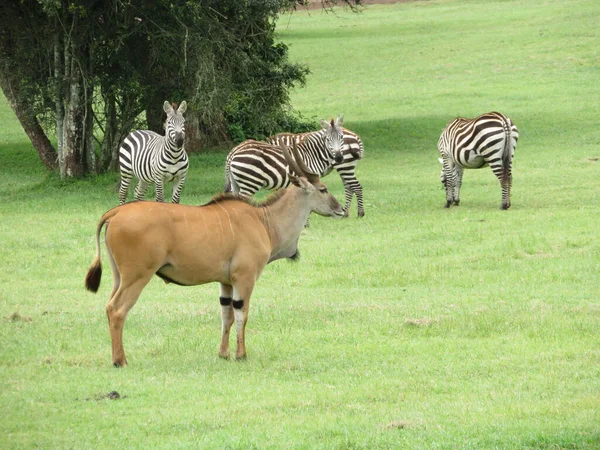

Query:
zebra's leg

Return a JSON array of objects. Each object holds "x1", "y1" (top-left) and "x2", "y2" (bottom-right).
[
  {"x1": 454, "y1": 167, "x2": 464, "y2": 206},
  {"x1": 491, "y1": 163, "x2": 511, "y2": 210},
  {"x1": 353, "y1": 181, "x2": 365, "y2": 217},
  {"x1": 337, "y1": 165, "x2": 364, "y2": 217},
  {"x1": 342, "y1": 184, "x2": 352, "y2": 218},
  {"x1": 133, "y1": 180, "x2": 150, "y2": 201},
  {"x1": 154, "y1": 179, "x2": 165, "y2": 203},
  {"x1": 118, "y1": 175, "x2": 132, "y2": 205},
  {"x1": 171, "y1": 175, "x2": 186, "y2": 204},
  {"x1": 500, "y1": 166, "x2": 512, "y2": 210},
  {"x1": 444, "y1": 174, "x2": 455, "y2": 208}
]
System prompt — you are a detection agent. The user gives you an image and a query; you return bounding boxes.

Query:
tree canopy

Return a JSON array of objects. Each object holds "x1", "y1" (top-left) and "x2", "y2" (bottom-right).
[{"x1": 0, "y1": 0, "x2": 360, "y2": 177}]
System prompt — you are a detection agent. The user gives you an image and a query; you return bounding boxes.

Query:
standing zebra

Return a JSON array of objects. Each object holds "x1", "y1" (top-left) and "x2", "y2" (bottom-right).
[
  {"x1": 438, "y1": 111, "x2": 519, "y2": 209},
  {"x1": 225, "y1": 115, "x2": 366, "y2": 217},
  {"x1": 118, "y1": 101, "x2": 189, "y2": 205}
]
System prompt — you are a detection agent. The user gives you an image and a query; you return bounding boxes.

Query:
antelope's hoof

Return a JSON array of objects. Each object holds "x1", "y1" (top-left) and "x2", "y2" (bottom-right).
[
  {"x1": 219, "y1": 352, "x2": 230, "y2": 360},
  {"x1": 112, "y1": 361, "x2": 126, "y2": 368},
  {"x1": 235, "y1": 354, "x2": 247, "y2": 361}
]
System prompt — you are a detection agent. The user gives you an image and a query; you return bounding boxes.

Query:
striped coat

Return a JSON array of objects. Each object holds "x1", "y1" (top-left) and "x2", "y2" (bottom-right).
[
  {"x1": 225, "y1": 117, "x2": 365, "y2": 217},
  {"x1": 438, "y1": 111, "x2": 519, "y2": 209},
  {"x1": 118, "y1": 101, "x2": 188, "y2": 205}
]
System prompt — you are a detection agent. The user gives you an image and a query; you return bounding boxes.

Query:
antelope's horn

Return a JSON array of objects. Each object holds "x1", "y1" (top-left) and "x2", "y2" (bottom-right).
[{"x1": 290, "y1": 140, "x2": 320, "y2": 184}]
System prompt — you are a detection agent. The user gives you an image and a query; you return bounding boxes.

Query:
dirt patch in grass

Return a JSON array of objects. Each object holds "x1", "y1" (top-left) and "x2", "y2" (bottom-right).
[
  {"x1": 384, "y1": 420, "x2": 414, "y2": 430},
  {"x1": 404, "y1": 317, "x2": 438, "y2": 327},
  {"x1": 90, "y1": 391, "x2": 124, "y2": 401},
  {"x1": 5, "y1": 312, "x2": 32, "y2": 322}
]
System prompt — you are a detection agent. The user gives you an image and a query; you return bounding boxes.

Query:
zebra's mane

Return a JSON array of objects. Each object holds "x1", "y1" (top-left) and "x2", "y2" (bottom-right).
[{"x1": 202, "y1": 189, "x2": 287, "y2": 209}]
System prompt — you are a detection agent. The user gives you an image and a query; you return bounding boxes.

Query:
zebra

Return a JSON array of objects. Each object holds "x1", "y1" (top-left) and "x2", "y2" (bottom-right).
[
  {"x1": 118, "y1": 101, "x2": 189, "y2": 205},
  {"x1": 437, "y1": 111, "x2": 519, "y2": 210},
  {"x1": 225, "y1": 115, "x2": 366, "y2": 217}
]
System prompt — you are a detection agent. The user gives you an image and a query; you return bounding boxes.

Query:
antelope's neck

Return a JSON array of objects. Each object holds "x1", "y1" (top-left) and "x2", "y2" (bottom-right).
[{"x1": 262, "y1": 188, "x2": 311, "y2": 262}]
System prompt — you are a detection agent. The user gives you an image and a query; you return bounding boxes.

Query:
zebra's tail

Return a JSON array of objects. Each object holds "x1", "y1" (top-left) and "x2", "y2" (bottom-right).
[{"x1": 500, "y1": 116, "x2": 513, "y2": 183}]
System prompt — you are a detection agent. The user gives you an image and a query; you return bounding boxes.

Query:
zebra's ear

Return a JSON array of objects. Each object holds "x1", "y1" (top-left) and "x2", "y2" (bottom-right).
[
  {"x1": 319, "y1": 119, "x2": 330, "y2": 129},
  {"x1": 178, "y1": 101, "x2": 187, "y2": 114},
  {"x1": 164, "y1": 101, "x2": 174, "y2": 115},
  {"x1": 335, "y1": 114, "x2": 344, "y2": 127},
  {"x1": 438, "y1": 158, "x2": 444, "y2": 165}
]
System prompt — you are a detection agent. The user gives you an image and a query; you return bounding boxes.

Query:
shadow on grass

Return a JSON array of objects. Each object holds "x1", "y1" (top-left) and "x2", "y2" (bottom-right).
[{"x1": 2, "y1": 112, "x2": 552, "y2": 207}]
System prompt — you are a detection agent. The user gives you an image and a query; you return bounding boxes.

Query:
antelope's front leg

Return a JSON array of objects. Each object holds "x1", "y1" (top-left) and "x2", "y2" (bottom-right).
[
  {"x1": 218, "y1": 283, "x2": 234, "y2": 359},
  {"x1": 231, "y1": 279, "x2": 256, "y2": 360}
]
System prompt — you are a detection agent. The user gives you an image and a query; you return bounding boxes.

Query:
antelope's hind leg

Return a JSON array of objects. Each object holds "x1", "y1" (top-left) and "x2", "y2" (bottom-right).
[
  {"x1": 105, "y1": 274, "x2": 153, "y2": 367},
  {"x1": 218, "y1": 283, "x2": 234, "y2": 359}
]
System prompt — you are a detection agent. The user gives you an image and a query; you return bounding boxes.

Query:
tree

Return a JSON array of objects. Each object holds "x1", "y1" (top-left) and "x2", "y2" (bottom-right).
[{"x1": 0, "y1": 0, "x2": 360, "y2": 178}]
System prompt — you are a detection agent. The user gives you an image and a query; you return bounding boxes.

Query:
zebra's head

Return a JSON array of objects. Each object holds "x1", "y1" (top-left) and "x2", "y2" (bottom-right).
[
  {"x1": 319, "y1": 115, "x2": 345, "y2": 164},
  {"x1": 164, "y1": 100, "x2": 187, "y2": 149}
]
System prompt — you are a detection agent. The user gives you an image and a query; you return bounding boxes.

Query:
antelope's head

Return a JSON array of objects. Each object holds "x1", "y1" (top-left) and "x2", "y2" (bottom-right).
[
  {"x1": 282, "y1": 142, "x2": 344, "y2": 218},
  {"x1": 319, "y1": 115, "x2": 345, "y2": 164},
  {"x1": 164, "y1": 100, "x2": 187, "y2": 149}
]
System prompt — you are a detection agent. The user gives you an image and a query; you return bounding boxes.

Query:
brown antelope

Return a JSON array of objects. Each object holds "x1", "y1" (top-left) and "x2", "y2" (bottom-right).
[{"x1": 85, "y1": 142, "x2": 344, "y2": 366}]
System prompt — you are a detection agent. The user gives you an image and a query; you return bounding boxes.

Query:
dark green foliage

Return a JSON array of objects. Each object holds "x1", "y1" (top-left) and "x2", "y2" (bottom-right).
[{"x1": 0, "y1": 0, "x2": 359, "y2": 174}]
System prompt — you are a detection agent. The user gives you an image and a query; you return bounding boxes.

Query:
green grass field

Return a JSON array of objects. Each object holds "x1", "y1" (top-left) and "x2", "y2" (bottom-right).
[{"x1": 2, "y1": 0, "x2": 600, "y2": 448}]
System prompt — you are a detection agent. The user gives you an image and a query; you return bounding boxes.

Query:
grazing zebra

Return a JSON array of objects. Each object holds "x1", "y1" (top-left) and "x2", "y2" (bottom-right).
[
  {"x1": 225, "y1": 115, "x2": 366, "y2": 217},
  {"x1": 118, "y1": 101, "x2": 188, "y2": 205},
  {"x1": 437, "y1": 111, "x2": 519, "y2": 209}
]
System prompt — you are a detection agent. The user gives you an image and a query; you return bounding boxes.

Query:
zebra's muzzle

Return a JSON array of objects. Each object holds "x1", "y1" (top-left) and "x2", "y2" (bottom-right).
[
  {"x1": 174, "y1": 133, "x2": 184, "y2": 148},
  {"x1": 333, "y1": 152, "x2": 343, "y2": 164}
]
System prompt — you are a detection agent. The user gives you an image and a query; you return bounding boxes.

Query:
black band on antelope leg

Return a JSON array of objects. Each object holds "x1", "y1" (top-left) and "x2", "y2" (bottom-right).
[
  {"x1": 232, "y1": 299, "x2": 244, "y2": 309},
  {"x1": 220, "y1": 297, "x2": 232, "y2": 306}
]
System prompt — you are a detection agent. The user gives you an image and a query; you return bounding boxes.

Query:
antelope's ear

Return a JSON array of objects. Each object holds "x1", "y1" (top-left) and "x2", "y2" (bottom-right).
[
  {"x1": 288, "y1": 171, "x2": 301, "y2": 187},
  {"x1": 335, "y1": 114, "x2": 344, "y2": 127},
  {"x1": 164, "y1": 101, "x2": 174, "y2": 114},
  {"x1": 319, "y1": 119, "x2": 330, "y2": 129},
  {"x1": 297, "y1": 176, "x2": 315, "y2": 193},
  {"x1": 289, "y1": 174, "x2": 310, "y2": 191},
  {"x1": 178, "y1": 101, "x2": 187, "y2": 114}
]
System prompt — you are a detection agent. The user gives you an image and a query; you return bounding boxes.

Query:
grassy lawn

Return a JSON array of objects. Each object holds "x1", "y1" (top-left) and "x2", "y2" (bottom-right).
[{"x1": 1, "y1": 0, "x2": 600, "y2": 448}]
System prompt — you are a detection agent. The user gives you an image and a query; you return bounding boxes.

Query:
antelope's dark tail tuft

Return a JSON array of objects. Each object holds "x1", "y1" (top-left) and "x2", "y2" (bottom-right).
[
  {"x1": 85, "y1": 212, "x2": 113, "y2": 293},
  {"x1": 85, "y1": 258, "x2": 102, "y2": 293}
]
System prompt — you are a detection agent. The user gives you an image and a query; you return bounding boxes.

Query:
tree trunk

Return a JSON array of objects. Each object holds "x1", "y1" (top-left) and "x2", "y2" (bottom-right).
[
  {"x1": 57, "y1": 16, "x2": 94, "y2": 179},
  {"x1": 0, "y1": 73, "x2": 58, "y2": 171},
  {"x1": 101, "y1": 90, "x2": 118, "y2": 171},
  {"x1": 184, "y1": 110, "x2": 203, "y2": 153}
]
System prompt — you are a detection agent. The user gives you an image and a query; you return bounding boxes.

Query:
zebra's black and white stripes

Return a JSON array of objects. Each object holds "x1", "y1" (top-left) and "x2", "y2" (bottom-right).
[
  {"x1": 438, "y1": 111, "x2": 519, "y2": 209},
  {"x1": 118, "y1": 101, "x2": 189, "y2": 205},
  {"x1": 225, "y1": 116, "x2": 365, "y2": 217}
]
